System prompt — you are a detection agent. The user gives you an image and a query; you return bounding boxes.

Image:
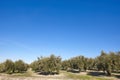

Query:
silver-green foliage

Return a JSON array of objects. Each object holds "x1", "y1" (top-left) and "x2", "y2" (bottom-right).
[{"x1": 31, "y1": 54, "x2": 61, "y2": 74}]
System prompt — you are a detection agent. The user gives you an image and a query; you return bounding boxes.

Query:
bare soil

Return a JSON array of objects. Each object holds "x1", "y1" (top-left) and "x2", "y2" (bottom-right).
[{"x1": 0, "y1": 70, "x2": 119, "y2": 80}]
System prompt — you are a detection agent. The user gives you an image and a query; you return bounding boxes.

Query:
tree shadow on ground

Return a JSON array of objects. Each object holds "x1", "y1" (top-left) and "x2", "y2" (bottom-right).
[
  {"x1": 37, "y1": 72, "x2": 58, "y2": 75},
  {"x1": 112, "y1": 72, "x2": 120, "y2": 79},
  {"x1": 87, "y1": 71, "x2": 106, "y2": 77},
  {"x1": 67, "y1": 69, "x2": 80, "y2": 73},
  {"x1": 87, "y1": 71, "x2": 120, "y2": 79},
  {"x1": 114, "y1": 75, "x2": 120, "y2": 79}
]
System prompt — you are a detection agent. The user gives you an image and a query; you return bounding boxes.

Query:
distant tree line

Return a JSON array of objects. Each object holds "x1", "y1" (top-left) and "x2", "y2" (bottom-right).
[{"x1": 0, "y1": 51, "x2": 120, "y2": 76}]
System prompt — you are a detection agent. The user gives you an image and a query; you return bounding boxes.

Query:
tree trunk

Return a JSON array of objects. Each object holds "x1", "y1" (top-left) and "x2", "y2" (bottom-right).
[{"x1": 106, "y1": 70, "x2": 111, "y2": 76}]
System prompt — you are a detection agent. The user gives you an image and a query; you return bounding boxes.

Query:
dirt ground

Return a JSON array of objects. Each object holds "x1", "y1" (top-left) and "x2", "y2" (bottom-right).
[
  {"x1": 0, "y1": 76, "x2": 67, "y2": 80},
  {"x1": 0, "y1": 70, "x2": 119, "y2": 80},
  {"x1": 0, "y1": 72, "x2": 68, "y2": 80}
]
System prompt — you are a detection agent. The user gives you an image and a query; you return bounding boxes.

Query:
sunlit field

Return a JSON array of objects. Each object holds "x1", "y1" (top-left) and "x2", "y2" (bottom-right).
[{"x1": 0, "y1": 70, "x2": 119, "y2": 80}]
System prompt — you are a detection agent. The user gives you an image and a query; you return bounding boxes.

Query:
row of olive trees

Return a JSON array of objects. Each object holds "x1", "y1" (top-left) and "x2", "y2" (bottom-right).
[
  {"x1": 0, "y1": 59, "x2": 28, "y2": 74},
  {"x1": 61, "y1": 51, "x2": 120, "y2": 76},
  {"x1": 0, "y1": 51, "x2": 120, "y2": 76},
  {"x1": 61, "y1": 56, "x2": 94, "y2": 72},
  {"x1": 96, "y1": 51, "x2": 120, "y2": 76},
  {"x1": 30, "y1": 54, "x2": 61, "y2": 74}
]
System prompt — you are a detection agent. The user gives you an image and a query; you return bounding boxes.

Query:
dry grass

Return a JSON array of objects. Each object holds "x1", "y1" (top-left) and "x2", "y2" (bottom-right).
[{"x1": 0, "y1": 70, "x2": 119, "y2": 80}]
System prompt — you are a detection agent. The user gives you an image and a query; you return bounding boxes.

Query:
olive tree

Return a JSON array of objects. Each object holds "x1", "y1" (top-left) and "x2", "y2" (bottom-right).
[
  {"x1": 4, "y1": 59, "x2": 15, "y2": 74},
  {"x1": 14, "y1": 60, "x2": 28, "y2": 73},
  {"x1": 31, "y1": 54, "x2": 61, "y2": 74},
  {"x1": 0, "y1": 62, "x2": 5, "y2": 73}
]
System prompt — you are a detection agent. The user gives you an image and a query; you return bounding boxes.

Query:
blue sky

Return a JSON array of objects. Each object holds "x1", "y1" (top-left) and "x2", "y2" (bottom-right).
[{"x1": 0, "y1": 0, "x2": 120, "y2": 63}]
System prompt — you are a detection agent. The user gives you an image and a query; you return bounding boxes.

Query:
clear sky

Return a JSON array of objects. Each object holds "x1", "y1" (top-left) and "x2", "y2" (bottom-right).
[{"x1": 0, "y1": 0, "x2": 120, "y2": 63}]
